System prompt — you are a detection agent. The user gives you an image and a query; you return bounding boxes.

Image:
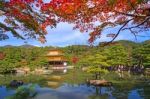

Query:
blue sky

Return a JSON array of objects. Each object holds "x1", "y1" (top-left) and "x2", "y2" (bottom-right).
[{"x1": 0, "y1": 22, "x2": 150, "y2": 47}]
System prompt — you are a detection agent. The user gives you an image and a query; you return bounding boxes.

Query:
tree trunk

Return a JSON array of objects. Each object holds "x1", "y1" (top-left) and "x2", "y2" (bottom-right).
[
  {"x1": 95, "y1": 73, "x2": 98, "y2": 80},
  {"x1": 138, "y1": 56, "x2": 143, "y2": 67},
  {"x1": 95, "y1": 72, "x2": 100, "y2": 80}
]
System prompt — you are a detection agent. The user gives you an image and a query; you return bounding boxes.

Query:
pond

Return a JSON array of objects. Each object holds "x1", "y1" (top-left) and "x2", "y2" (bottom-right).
[{"x1": 0, "y1": 70, "x2": 150, "y2": 99}]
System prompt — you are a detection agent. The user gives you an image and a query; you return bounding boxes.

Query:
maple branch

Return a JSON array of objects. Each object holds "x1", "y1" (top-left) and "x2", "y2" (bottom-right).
[
  {"x1": 123, "y1": 17, "x2": 150, "y2": 30},
  {"x1": 26, "y1": 5, "x2": 46, "y2": 23},
  {"x1": 127, "y1": 0, "x2": 139, "y2": 15},
  {"x1": 129, "y1": 28, "x2": 138, "y2": 41},
  {"x1": 108, "y1": 19, "x2": 133, "y2": 43},
  {"x1": 0, "y1": 22, "x2": 25, "y2": 40}
]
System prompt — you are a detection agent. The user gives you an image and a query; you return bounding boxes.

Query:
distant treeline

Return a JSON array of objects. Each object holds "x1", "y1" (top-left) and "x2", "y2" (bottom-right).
[
  {"x1": 62, "y1": 40, "x2": 150, "y2": 69},
  {"x1": 0, "y1": 40, "x2": 150, "y2": 73}
]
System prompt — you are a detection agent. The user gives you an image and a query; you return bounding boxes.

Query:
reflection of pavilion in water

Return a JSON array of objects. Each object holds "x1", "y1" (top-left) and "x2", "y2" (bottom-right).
[{"x1": 46, "y1": 49, "x2": 67, "y2": 72}]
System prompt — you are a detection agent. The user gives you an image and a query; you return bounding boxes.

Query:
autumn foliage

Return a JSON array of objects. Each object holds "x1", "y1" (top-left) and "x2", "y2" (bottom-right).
[
  {"x1": 0, "y1": 52, "x2": 5, "y2": 60},
  {"x1": 72, "y1": 56, "x2": 79, "y2": 64},
  {"x1": 0, "y1": 0, "x2": 150, "y2": 43}
]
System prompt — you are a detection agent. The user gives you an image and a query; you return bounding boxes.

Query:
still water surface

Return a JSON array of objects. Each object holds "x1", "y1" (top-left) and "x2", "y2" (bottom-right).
[{"x1": 0, "y1": 71, "x2": 150, "y2": 99}]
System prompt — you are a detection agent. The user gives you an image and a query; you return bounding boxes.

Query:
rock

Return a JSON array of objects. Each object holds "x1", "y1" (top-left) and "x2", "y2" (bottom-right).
[
  {"x1": 43, "y1": 70, "x2": 53, "y2": 75},
  {"x1": 145, "y1": 68, "x2": 150, "y2": 76},
  {"x1": 0, "y1": 74, "x2": 3, "y2": 77},
  {"x1": 67, "y1": 66, "x2": 74, "y2": 69},
  {"x1": 9, "y1": 80, "x2": 24, "y2": 87},
  {"x1": 15, "y1": 67, "x2": 30, "y2": 74},
  {"x1": 82, "y1": 67, "x2": 88, "y2": 71},
  {"x1": 87, "y1": 79, "x2": 112, "y2": 86}
]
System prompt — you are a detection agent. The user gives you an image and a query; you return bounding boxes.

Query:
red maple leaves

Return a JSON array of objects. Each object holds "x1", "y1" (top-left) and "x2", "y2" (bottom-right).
[
  {"x1": 0, "y1": 52, "x2": 5, "y2": 60},
  {"x1": 72, "y1": 56, "x2": 79, "y2": 64},
  {"x1": 1, "y1": 0, "x2": 150, "y2": 43}
]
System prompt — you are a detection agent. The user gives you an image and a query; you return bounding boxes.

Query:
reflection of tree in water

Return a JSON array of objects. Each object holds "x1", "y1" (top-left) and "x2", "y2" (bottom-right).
[
  {"x1": 88, "y1": 78, "x2": 150, "y2": 99},
  {"x1": 136, "y1": 82, "x2": 150, "y2": 99},
  {"x1": 88, "y1": 86, "x2": 113, "y2": 99},
  {"x1": 111, "y1": 80, "x2": 150, "y2": 99},
  {"x1": 88, "y1": 94, "x2": 109, "y2": 99},
  {"x1": 111, "y1": 84, "x2": 129, "y2": 99}
]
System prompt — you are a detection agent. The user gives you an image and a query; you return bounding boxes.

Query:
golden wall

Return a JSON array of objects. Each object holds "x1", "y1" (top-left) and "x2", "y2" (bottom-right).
[{"x1": 47, "y1": 50, "x2": 62, "y2": 56}]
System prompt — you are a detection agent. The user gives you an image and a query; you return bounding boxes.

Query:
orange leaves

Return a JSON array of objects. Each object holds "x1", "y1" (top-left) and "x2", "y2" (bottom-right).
[
  {"x1": 72, "y1": 56, "x2": 79, "y2": 64},
  {"x1": 0, "y1": 52, "x2": 5, "y2": 60},
  {"x1": 2, "y1": 0, "x2": 48, "y2": 43},
  {"x1": 60, "y1": 3, "x2": 75, "y2": 14},
  {"x1": 38, "y1": 36, "x2": 46, "y2": 43},
  {"x1": 41, "y1": 18, "x2": 56, "y2": 33},
  {"x1": 37, "y1": 0, "x2": 43, "y2": 4},
  {"x1": 115, "y1": 15, "x2": 127, "y2": 24},
  {"x1": 5, "y1": 0, "x2": 32, "y2": 21},
  {"x1": 130, "y1": 0, "x2": 137, "y2": 3},
  {"x1": 41, "y1": 0, "x2": 83, "y2": 14},
  {"x1": 88, "y1": 27, "x2": 102, "y2": 43},
  {"x1": 41, "y1": 3, "x2": 52, "y2": 11},
  {"x1": 7, "y1": 0, "x2": 27, "y2": 10},
  {"x1": 140, "y1": 3, "x2": 150, "y2": 10},
  {"x1": 88, "y1": 30, "x2": 101, "y2": 43},
  {"x1": 88, "y1": 22, "x2": 116, "y2": 43},
  {"x1": 2, "y1": 0, "x2": 149, "y2": 44}
]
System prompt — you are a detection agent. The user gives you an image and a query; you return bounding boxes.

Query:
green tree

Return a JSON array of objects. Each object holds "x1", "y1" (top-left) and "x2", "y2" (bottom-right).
[
  {"x1": 103, "y1": 44, "x2": 128, "y2": 67},
  {"x1": 77, "y1": 50, "x2": 109, "y2": 79},
  {"x1": 0, "y1": 47, "x2": 49, "y2": 73},
  {"x1": 133, "y1": 44, "x2": 150, "y2": 67}
]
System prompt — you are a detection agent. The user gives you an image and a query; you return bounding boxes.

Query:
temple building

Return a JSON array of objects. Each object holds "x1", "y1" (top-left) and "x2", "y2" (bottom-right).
[{"x1": 46, "y1": 49, "x2": 67, "y2": 71}]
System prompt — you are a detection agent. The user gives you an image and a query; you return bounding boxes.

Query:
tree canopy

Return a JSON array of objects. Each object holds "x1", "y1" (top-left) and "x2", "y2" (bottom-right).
[
  {"x1": 0, "y1": 40, "x2": 150, "y2": 73},
  {"x1": 0, "y1": 0, "x2": 56, "y2": 42},
  {"x1": 0, "y1": 0, "x2": 150, "y2": 43},
  {"x1": 0, "y1": 46, "x2": 48, "y2": 73}
]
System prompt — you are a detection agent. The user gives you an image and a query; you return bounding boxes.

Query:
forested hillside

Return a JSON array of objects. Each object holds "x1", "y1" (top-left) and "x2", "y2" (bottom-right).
[{"x1": 0, "y1": 40, "x2": 150, "y2": 73}]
